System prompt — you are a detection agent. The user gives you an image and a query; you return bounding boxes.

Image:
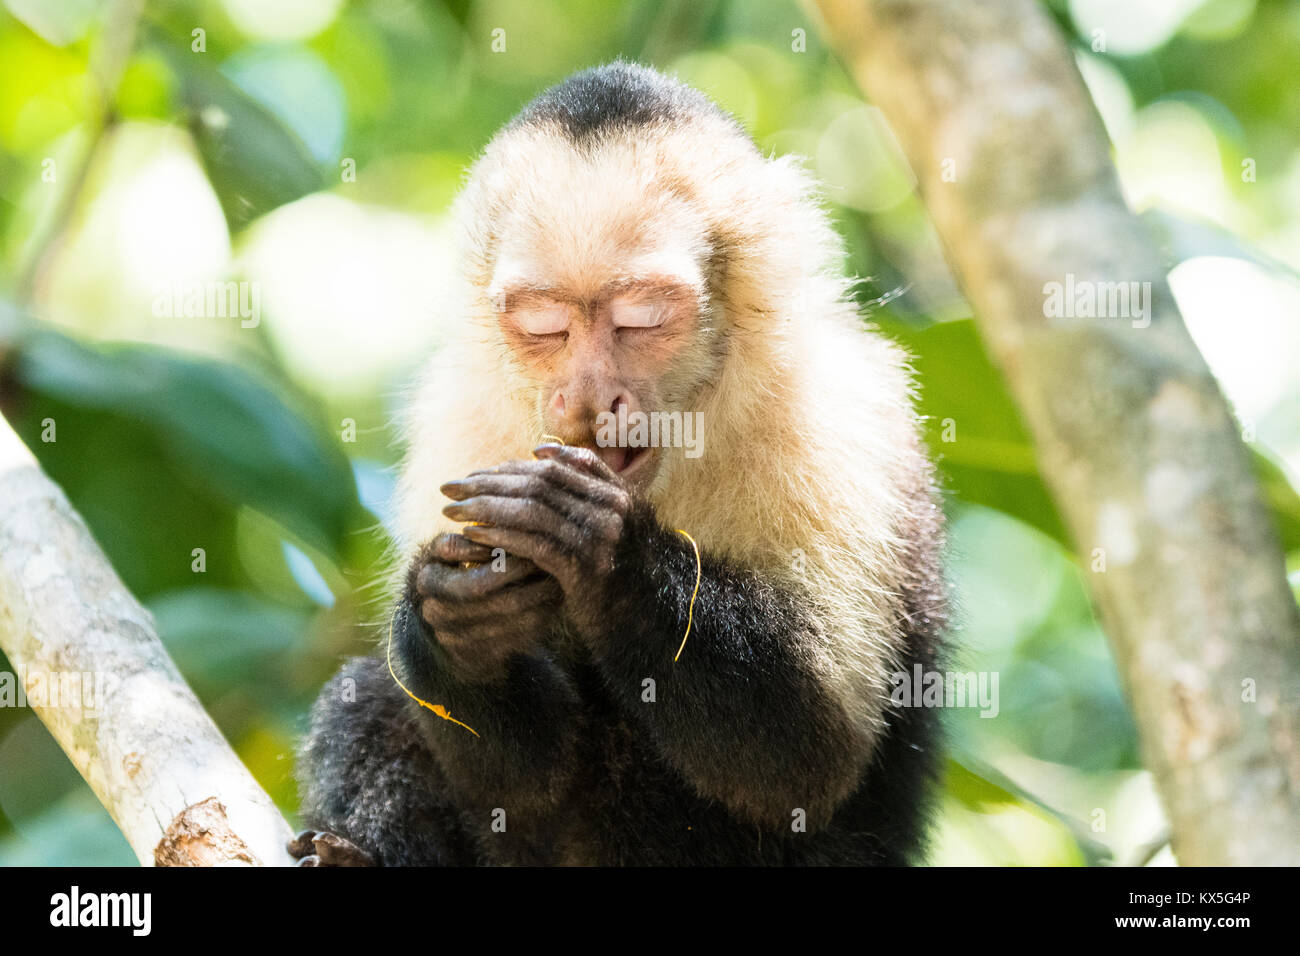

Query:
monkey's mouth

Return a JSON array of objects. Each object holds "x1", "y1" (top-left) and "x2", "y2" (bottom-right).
[{"x1": 597, "y1": 444, "x2": 651, "y2": 475}]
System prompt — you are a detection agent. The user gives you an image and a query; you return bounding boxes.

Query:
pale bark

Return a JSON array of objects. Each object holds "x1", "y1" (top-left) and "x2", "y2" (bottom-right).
[
  {"x1": 808, "y1": 0, "x2": 1300, "y2": 864},
  {"x1": 0, "y1": 413, "x2": 294, "y2": 866}
]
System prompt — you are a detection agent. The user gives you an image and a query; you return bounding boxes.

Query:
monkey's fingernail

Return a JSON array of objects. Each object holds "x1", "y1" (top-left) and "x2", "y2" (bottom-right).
[
  {"x1": 440, "y1": 480, "x2": 469, "y2": 498},
  {"x1": 533, "y1": 443, "x2": 562, "y2": 457}
]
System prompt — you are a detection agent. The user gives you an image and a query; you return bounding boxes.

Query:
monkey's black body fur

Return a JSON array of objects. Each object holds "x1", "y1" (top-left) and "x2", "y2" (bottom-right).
[{"x1": 298, "y1": 507, "x2": 946, "y2": 866}]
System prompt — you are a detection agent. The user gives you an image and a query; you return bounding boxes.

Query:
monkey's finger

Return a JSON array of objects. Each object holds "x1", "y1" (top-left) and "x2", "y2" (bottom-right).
[
  {"x1": 442, "y1": 494, "x2": 580, "y2": 550},
  {"x1": 425, "y1": 574, "x2": 560, "y2": 637},
  {"x1": 478, "y1": 574, "x2": 564, "y2": 616},
  {"x1": 312, "y1": 831, "x2": 376, "y2": 867},
  {"x1": 460, "y1": 523, "x2": 567, "y2": 581},
  {"x1": 465, "y1": 456, "x2": 627, "y2": 508},
  {"x1": 532, "y1": 443, "x2": 620, "y2": 483},
  {"x1": 288, "y1": 829, "x2": 320, "y2": 859},
  {"x1": 443, "y1": 468, "x2": 624, "y2": 513},
  {"x1": 428, "y1": 532, "x2": 496, "y2": 565},
  {"x1": 418, "y1": 552, "x2": 543, "y2": 601},
  {"x1": 421, "y1": 570, "x2": 553, "y2": 632}
]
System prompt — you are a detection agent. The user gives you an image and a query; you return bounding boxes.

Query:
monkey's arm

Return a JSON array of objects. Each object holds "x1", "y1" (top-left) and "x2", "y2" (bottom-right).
[
  {"x1": 384, "y1": 590, "x2": 585, "y2": 822},
  {"x1": 393, "y1": 539, "x2": 585, "y2": 817},
  {"x1": 297, "y1": 532, "x2": 584, "y2": 866},
  {"x1": 443, "y1": 447, "x2": 872, "y2": 829},
  {"x1": 588, "y1": 509, "x2": 868, "y2": 829},
  {"x1": 294, "y1": 596, "x2": 583, "y2": 867}
]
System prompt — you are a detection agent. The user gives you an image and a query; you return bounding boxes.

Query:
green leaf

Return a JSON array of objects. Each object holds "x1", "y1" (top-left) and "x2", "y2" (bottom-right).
[
  {"x1": 1142, "y1": 209, "x2": 1300, "y2": 281},
  {"x1": 890, "y1": 317, "x2": 1300, "y2": 560},
  {"x1": 3, "y1": 0, "x2": 99, "y2": 47},
  {"x1": 946, "y1": 751, "x2": 1114, "y2": 866},
  {"x1": 0, "y1": 717, "x2": 135, "y2": 866},
  {"x1": 887, "y1": 318, "x2": 1072, "y2": 545},
  {"x1": 149, "y1": 587, "x2": 309, "y2": 692},
  {"x1": 1251, "y1": 448, "x2": 1300, "y2": 553},
  {"x1": 12, "y1": 328, "x2": 357, "y2": 558},
  {"x1": 152, "y1": 37, "x2": 324, "y2": 230},
  {"x1": 0, "y1": 791, "x2": 135, "y2": 866}
]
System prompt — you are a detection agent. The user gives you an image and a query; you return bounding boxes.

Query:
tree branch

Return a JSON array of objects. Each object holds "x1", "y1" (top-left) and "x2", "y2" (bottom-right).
[
  {"x1": 808, "y1": 0, "x2": 1300, "y2": 864},
  {"x1": 0, "y1": 412, "x2": 294, "y2": 866}
]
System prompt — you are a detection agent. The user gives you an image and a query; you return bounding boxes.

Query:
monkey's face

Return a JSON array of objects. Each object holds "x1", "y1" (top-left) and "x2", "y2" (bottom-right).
[
  {"x1": 484, "y1": 149, "x2": 719, "y2": 494},
  {"x1": 491, "y1": 277, "x2": 701, "y2": 492}
]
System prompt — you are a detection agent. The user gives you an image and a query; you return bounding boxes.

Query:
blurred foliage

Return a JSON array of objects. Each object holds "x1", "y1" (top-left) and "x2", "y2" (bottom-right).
[
  {"x1": 0, "y1": 0, "x2": 1296, "y2": 866},
  {"x1": 169, "y1": 45, "x2": 327, "y2": 230}
]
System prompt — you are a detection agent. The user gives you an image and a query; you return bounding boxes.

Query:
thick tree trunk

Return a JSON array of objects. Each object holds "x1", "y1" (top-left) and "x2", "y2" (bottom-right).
[
  {"x1": 0, "y1": 413, "x2": 294, "y2": 865},
  {"x1": 808, "y1": 0, "x2": 1300, "y2": 864}
]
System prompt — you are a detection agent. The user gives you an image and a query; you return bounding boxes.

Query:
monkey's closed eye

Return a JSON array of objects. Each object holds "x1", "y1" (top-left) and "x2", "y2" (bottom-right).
[
  {"x1": 512, "y1": 301, "x2": 572, "y2": 336},
  {"x1": 610, "y1": 298, "x2": 671, "y2": 330}
]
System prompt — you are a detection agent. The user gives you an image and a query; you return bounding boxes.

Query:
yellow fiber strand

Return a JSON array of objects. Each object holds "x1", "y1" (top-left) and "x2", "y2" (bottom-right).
[
  {"x1": 673, "y1": 529, "x2": 701, "y2": 662},
  {"x1": 386, "y1": 613, "x2": 479, "y2": 737}
]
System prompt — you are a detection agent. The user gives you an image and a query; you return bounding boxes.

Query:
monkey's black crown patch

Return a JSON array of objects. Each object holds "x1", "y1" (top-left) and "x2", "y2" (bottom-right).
[{"x1": 512, "y1": 60, "x2": 725, "y2": 142}]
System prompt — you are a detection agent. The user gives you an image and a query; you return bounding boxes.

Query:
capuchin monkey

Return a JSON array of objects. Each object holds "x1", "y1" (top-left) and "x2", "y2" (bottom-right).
[{"x1": 292, "y1": 62, "x2": 947, "y2": 866}]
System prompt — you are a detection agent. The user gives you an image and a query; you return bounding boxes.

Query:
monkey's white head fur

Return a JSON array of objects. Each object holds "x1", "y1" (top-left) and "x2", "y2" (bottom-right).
[{"x1": 396, "y1": 63, "x2": 940, "y2": 748}]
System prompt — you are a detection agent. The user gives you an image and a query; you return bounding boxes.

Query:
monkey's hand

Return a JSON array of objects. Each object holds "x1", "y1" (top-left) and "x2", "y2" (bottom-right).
[
  {"x1": 439, "y1": 443, "x2": 633, "y2": 641},
  {"x1": 407, "y1": 532, "x2": 563, "y2": 682}
]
